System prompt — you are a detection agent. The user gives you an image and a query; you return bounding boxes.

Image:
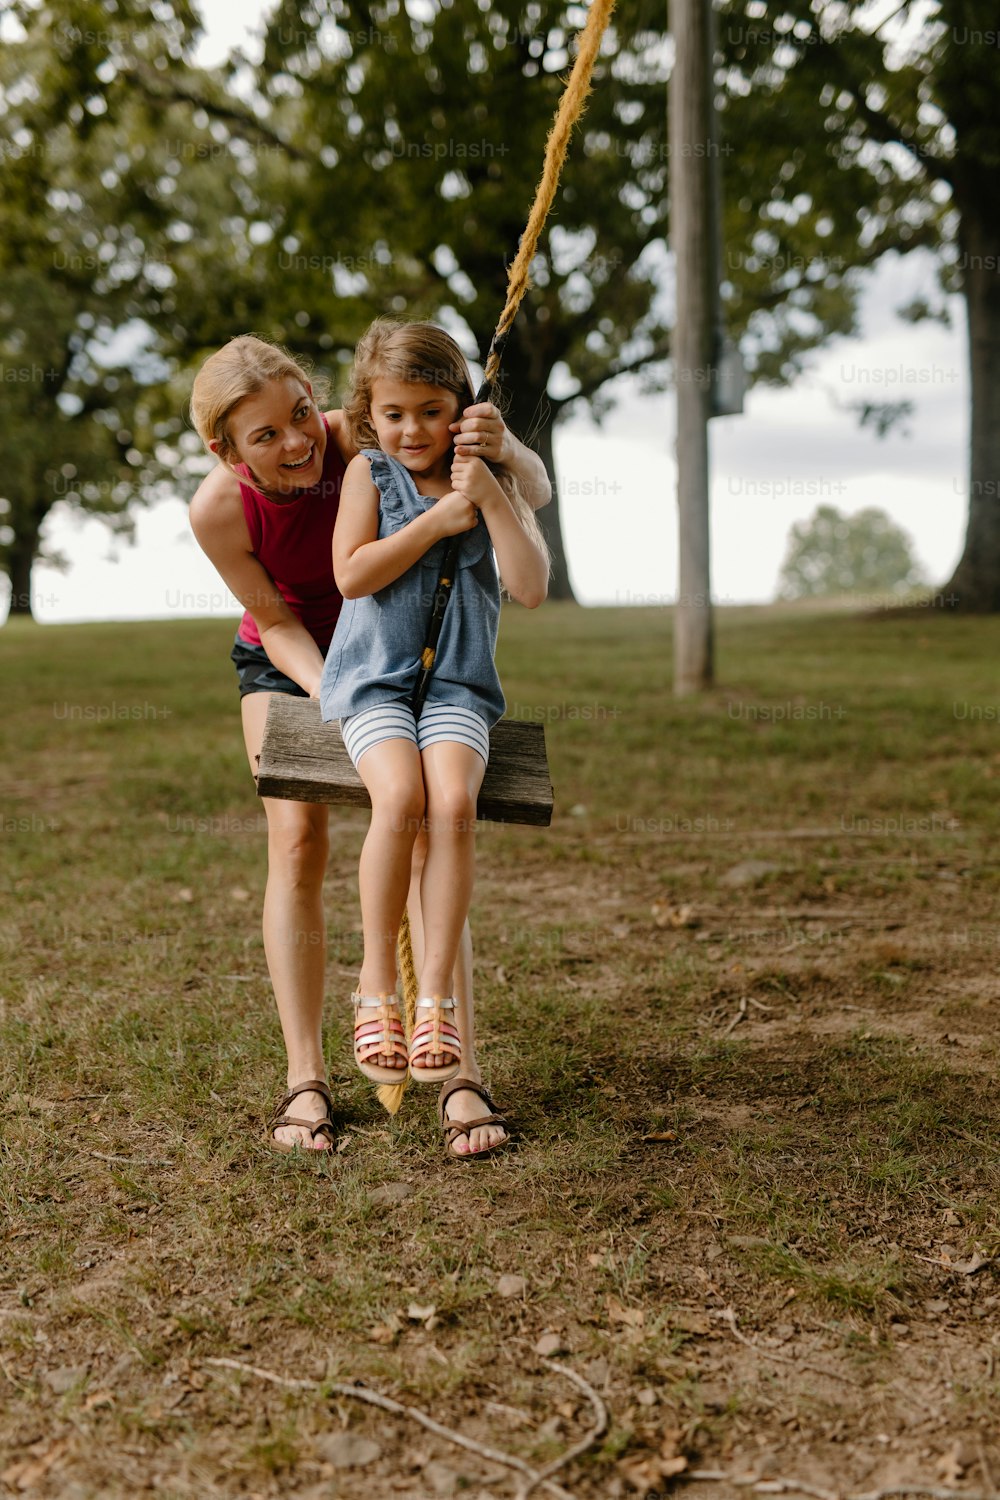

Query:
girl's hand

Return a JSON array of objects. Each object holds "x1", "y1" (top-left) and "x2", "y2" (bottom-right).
[
  {"x1": 450, "y1": 402, "x2": 509, "y2": 464},
  {"x1": 432, "y1": 489, "x2": 479, "y2": 538},
  {"x1": 451, "y1": 453, "x2": 505, "y2": 511}
]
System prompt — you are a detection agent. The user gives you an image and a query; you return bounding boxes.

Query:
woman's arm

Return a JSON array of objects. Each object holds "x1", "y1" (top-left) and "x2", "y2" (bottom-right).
[
  {"x1": 333, "y1": 454, "x2": 480, "y2": 600},
  {"x1": 451, "y1": 403, "x2": 551, "y2": 511},
  {"x1": 451, "y1": 455, "x2": 549, "y2": 610},
  {"x1": 189, "y1": 466, "x2": 326, "y2": 697}
]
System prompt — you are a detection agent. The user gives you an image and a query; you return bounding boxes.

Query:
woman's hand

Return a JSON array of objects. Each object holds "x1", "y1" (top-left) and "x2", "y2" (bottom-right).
[{"x1": 449, "y1": 401, "x2": 510, "y2": 465}]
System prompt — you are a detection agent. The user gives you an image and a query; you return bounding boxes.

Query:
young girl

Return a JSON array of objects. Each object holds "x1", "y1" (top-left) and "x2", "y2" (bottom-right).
[
  {"x1": 188, "y1": 333, "x2": 550, "y2": 1157},
  {"x1": 320, "y1": 319, "x2": 549, "y2": 1155}
]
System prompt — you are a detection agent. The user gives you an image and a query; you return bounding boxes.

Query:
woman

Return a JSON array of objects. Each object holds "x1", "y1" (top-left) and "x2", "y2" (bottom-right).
[{"x1": 188, "y1": 334, "x2": 549, "y2": 1155}]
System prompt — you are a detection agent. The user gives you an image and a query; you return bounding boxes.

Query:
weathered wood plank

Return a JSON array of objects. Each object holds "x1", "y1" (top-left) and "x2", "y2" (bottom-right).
[{"x1": 255, "y1": 696, "x2": 553, "y2": 826}]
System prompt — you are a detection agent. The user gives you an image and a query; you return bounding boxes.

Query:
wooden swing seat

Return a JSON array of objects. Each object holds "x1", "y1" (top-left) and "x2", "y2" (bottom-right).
[{"x1": 255, "y1": 695, "x2": 553, "y2": 826}]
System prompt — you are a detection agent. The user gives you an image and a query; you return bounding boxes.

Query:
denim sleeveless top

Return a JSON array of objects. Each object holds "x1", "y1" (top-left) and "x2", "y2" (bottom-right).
[{"x1": 319, "y1": 450, "x2": 505, "y2": 726}]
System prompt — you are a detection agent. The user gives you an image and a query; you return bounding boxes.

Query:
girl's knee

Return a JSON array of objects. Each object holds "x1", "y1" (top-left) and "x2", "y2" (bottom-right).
[
  {"x1": 371, "y1": 776, "x2": 425, "y2": 837},
  {"x1": 425, "y1": 784, "x2": 478, "y2": 832}
]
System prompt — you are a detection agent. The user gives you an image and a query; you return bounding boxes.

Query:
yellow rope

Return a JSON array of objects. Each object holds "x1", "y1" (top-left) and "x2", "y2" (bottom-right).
[
  {"x1": 376, "y1": 0, "x2": 616, "y2": 1116},
  {"x1": 376, "y1": 907, "x2": 418, "y2": 1116},
  {"x1": 482, "y1": 0, "x2": 618, "y2": 388}
]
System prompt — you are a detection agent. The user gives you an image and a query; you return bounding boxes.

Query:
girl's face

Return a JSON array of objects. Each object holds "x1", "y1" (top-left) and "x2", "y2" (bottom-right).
[
  {"x1": 369, "y1": 378, "x2": 460, "y2": 477},
  {"x1": 218, "y1": 377, "x2": 327, "y2": 494}
]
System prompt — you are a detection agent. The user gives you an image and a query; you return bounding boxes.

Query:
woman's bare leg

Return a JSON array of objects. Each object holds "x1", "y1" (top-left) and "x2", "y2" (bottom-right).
[{"x1": 242, "y1": 694, "x2": 332, "y2": 1149}]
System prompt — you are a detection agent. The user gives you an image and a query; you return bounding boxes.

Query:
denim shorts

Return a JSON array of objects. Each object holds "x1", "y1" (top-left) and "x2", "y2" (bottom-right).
[{"x1": 230, "y1": 634, "x2": 309, "y2": 699}]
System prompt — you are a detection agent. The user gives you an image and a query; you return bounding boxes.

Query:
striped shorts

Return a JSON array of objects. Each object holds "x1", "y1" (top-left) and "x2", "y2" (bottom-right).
[{"x1": 341, "y1": 702, "x2": 491, "y2": 770}]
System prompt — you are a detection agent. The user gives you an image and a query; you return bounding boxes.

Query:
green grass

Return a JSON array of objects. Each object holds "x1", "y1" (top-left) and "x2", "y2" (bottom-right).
[{"x1": 2, "y1": 603, "x2": 1000, "y2": 1495}]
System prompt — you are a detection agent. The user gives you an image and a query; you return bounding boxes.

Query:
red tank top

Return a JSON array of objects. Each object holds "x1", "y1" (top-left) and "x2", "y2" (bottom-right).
[{"x1": 235, "y1": 418, "x2": 346, "y2": 653}]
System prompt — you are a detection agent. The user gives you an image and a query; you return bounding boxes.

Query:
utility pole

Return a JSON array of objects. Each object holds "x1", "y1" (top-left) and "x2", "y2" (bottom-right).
[{"x1": 669, "y1": 0, "x2": 716, "y2": 695}]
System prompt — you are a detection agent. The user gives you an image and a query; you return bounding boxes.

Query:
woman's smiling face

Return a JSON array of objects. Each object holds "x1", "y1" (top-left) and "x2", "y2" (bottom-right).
[{"x1": 221, "y1": 377, "x2": 327, "y2": 494}]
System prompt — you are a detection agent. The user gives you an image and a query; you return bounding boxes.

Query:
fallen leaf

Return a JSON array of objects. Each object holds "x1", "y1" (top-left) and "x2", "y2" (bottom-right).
[
  {"x1": 719, "y1": 859, "x2": 781, "y2": 888},
  {"x1": 2, "y1": 1437, "x2": 70, "y2": 1489},
  {"x1": 661, "y1": 1455, "x2": 689, "y2": 1477},
  {"x1": 618, "y1": 1456, "x2": 657, "y2": 1489},
  {"x1": 641, "y1": 1130, "x2": 676, "y2": 1143},
  {"x1": 43, "y1": 1364, "x2": 89, "y2": 1395},
  {"x1": 651, "y1": 901, "x2": 699, "y2": 929},
  {"x1": 607, "y1": 1295, "x2": 644, "y2": 1328},
  {"x1": 672, "y1": 1310, "x2": 711, "y2": 1335},
  {"x1": 6, "y1": 1093, "x2": 58, "y2": 1114},
  {"x1": 936, "y1": 1443, "x2": 965, "y2": 1485},
  {"x1": 82, "y1": 1390, "x2": 114, "y2": 1411},
  {"x1": 497, "y1": 1274, "x2": 527, "y2": 1299},
  {"x1": 318, "y1": 1432, "x2": 382, "y2": 1468},
  {"x1": 368, "y1": 1313, "x2": 403, "y2": 1344},
  {"x1": 369, "y1": 1182, "x2": 413, "y2": 1207},
  {"x1": 618, "y1": 1451, "x2": 689, "y2": 1490},
  {"x1": 422, "y1": 1459, "x2": 463, "y2": 1497},
  {"x1": 953, "y1": 1250, "x2": 993, "y2": 1275}
]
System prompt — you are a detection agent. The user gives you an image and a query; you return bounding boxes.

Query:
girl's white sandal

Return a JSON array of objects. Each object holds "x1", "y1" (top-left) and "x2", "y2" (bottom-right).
[
  {"x1": 408, "y1": 996, "x2": 461, "y2": 1082},
  {"x1": 352, "y1": 992, "x2": 408, "y2": 1084}
]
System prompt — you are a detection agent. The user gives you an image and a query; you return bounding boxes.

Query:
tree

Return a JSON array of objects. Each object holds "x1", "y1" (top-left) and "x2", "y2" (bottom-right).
[
  {"x1": 717, "y1": 0, "x2": 1000, "y2": 609},
  {"x1": 10, "y1": 0, "x2": 979, "y2": 614},
  {"x1": 776, "y1": 504, "x2": 926, "y2": 600},
  {"x1": 222, "y1": 0, "x2": 936, "y2": 598},
  {"x1": 0, "y1": 0, "x2": 302, "y2": 617}
]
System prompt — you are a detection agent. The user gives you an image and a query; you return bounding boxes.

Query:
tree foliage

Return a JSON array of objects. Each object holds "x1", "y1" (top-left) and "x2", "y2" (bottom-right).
[
  {"x1": 0, "y1": 0, "x2": 299, "y2": 613},
  {"x1": 776, "y1": 503, "x2": 926, "y2": 600},
  {"x1": 5, "y1": 0, "x2": 999, "y2": 614},
  {"x1": 717, "y1": 0, "x2": 1000, "y2": 607}
]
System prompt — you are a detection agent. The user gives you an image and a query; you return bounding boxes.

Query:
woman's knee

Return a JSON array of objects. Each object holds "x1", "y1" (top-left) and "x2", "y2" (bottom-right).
[{"x1": 265, "y1": 804, "x2": 330, "y2": 882}]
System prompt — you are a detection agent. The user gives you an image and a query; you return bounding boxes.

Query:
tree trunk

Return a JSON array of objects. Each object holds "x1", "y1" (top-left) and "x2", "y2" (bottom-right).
[
  {"x1": 669, "y1": 0, "x2": 715, "y2": 689},
  {"x1": 5, "y1": 530, "x2": 36, "y2": 619},
  {"x1": 944, "y1": 194, "x2": 1000, "y2": 610}
]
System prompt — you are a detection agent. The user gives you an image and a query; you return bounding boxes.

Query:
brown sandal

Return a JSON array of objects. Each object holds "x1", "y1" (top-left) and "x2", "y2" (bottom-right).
[
  {"x1": 267, "y1": 1079, "x2": 337, "y2": 1154},
  {"x1": 438, "y1": 1077, "x2": 511, "y2": 1162}
]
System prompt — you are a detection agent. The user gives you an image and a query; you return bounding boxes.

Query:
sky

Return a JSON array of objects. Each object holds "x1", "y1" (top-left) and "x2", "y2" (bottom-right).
[{"x1": 8, "y1": 3, "x2": 969, "y2": 622}]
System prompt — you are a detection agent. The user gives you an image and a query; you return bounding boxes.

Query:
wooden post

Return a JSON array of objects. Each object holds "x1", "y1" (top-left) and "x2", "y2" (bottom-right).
[{"x1": 669, "y1": 0, "x2": 715, "y2": 694}]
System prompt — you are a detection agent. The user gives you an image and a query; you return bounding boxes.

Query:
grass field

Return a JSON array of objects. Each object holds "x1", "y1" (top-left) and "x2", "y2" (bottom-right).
[{"x1": 2, "y1": 603, "x2": 999, "y2": 1500}]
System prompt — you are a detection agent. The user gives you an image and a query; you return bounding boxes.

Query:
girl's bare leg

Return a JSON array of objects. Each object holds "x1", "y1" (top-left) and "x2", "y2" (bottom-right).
[
  {"x1": 353, "y1": 737, "x2": 424, "y2": 1068},
  {"x1": 242, "y1": 694, "x2": 332, "y2": 1150},
  {"x1": 408, "y1": 744, "x2": 505, "y2": 1153}
]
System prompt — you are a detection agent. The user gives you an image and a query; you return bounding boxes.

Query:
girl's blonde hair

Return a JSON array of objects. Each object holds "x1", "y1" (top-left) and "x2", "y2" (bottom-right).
[
  {"x1": 189, "y1": 335, "x2": 327, "y2": 462},
  {"x1": 345, "y1": 318, "x2": 550, "y2": 575}
]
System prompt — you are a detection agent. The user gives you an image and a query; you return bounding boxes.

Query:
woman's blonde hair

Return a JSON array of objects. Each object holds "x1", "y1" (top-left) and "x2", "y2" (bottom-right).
[
  {"x1": 189, "y1": 335, "x2": 327, "y2": 462},
  {"x1": 344, "y1": 318, "x2": 549, "y2": 575}
]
